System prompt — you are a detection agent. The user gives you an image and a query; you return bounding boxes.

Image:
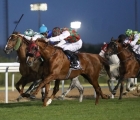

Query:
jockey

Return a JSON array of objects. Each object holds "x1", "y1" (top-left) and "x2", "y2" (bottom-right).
[
  {"x1": 124, "y1": 29, "x2": 140, "y2": 54},
  {"x1": 48, "y1": 27, "x2": 83, "y2": 69},
  {"x1": 99, "y1": 42, "x2": 108, "y2": 57},
  {"x1": 24, "y1": 24, "x2": 52, "y2": 41}
]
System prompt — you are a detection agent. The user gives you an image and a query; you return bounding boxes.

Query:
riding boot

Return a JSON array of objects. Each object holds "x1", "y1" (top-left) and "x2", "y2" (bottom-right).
[{"x1": 64, "y1": 50, "x2": 79, "y2": 69}]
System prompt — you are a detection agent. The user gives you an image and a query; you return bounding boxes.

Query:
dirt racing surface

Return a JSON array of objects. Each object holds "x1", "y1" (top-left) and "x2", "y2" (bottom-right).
[{"x1": 0, "y1": 86, "x2": 140, "y2": 103}]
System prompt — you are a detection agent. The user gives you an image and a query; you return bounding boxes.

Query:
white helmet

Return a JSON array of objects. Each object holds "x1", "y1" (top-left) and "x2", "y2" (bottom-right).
[{"x1": 24, "y1": 29, "x2": 34, "y2": 37}]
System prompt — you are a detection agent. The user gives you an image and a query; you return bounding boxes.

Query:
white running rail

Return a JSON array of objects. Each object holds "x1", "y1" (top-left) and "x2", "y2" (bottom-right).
[
  {"x1": 0, "y1": 62, "x2": 65, "y2": 103},
  {"x1": 0, "y1": 62, "x2": 19, "y2": 103}
]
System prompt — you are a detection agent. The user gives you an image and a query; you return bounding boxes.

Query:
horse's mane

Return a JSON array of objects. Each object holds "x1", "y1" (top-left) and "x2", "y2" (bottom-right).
[
  {"x1": 13, "y1": 31, "x2": 20, "y2": 34},
  {"x1": 35, "y1": 38, "x2": 63, "y2": 51},
  {"x1": 116, "y1": 39, "x2": 135, "y2": 54},
  {"x1": 36, "y1": 38, "x2": 48, "y2": 44}
]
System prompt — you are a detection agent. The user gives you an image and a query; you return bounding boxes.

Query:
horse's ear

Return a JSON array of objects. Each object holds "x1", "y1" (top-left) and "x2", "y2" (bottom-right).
[{"x1": 111, "y1": 37, "x2": 114, "y2": 41}]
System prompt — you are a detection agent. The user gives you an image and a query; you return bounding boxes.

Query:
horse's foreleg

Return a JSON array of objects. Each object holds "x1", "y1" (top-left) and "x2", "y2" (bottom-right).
[
  {"x1": 15, "y1": 77, "x2": 24, "y2": 94},
  {"x1": 107, "y1": 79, "x2": 113, "y2": 92},
  {"x1": 43, "y1": 83, "x2": 50, "y2": 106},
  {"x1": 112, "y1": 77, "x2": 123, "y2": 95},
  {"x1": 119, "y1": 81, "x2": 125, "y2": 99},
  {"x1": 47, "y1": 80, "x2": 60, "y2": 105}
]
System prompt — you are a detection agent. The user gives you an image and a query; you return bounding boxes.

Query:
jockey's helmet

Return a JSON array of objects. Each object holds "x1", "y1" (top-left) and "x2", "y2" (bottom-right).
[
  {"x1": 24, "y1": 29, "x2": 34, "y2": 37},
  {"x1": 39, "y1": 24, "x2": 48, "y2": 33},
  {"x1": 125, "y1": 29, "x2": 133, "y2": 37},
  {"x1": 52, "y1": 27, "x2": 61, "y2": 37},
  {"x1": 133, "y1": 31, "x2": 138, "y2": 34}
]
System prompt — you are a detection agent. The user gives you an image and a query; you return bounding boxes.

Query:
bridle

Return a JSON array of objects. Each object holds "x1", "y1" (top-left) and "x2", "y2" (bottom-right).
[
  {"x1": 26, "y1": 41, "x2": 41, "y2": 62},
  {"x1": 26, "y1": 40, "x2": 58, "y2": 62},
  {"x1": 107, "y1": 41, "x2": 135, "y2": 63}
]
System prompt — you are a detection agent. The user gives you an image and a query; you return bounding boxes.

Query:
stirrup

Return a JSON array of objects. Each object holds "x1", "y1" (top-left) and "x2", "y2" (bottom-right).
[{"x1": 70, "y1": 64, "x2": 81, "y2": 69}]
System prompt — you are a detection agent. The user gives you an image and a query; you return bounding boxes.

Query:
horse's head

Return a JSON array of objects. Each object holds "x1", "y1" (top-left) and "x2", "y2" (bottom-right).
[
  {"x1": 105, "y1": 38, "x2": 119, "y2": 57},
  {"x1": 4, "y1": 32, "x2": 22, "y2": 54},
  {"x1": 26, "y1": 40, "x2": 41, "y2": 66}
]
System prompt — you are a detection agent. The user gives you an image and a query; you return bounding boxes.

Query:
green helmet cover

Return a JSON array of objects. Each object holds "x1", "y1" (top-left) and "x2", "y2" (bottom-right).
[{"x1": 125, "y1": 29, "x2": 133, "y2": 37}]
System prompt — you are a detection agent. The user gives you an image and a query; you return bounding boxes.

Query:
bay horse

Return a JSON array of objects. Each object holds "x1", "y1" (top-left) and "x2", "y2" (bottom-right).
[
  {"x1": 99, "y1": 45, "x2": 137, "y2": 96},
  {"x1": 4, "y1": 32, "x2": 84, "y2": 102},
  {"x1": 26, "y1": 39, "x2": 111, "y2": 106},
  {"x1": 105, "y1": 38, "x2": 140, "y2": 99}
]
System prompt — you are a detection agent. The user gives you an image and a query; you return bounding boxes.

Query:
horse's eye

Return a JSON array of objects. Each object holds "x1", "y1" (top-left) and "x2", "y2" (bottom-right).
[{"x1": 12, "y1": 39, "x2": 16, "y2": 41}]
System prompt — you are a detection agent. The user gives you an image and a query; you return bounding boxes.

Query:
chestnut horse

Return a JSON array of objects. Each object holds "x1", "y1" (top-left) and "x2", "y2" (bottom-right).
[
  {"x1": 26, "y1": 39, "x2": 111, "y2": 106},
  {"x1": 105, "y1": 38, "x2": 140, "y2": 99},
  {"x1": 4, "y1": 32, "x2": 84, "y2": 102},
  {"x1": 4, "y1": 32, "x2": 45, "y2": 100}
]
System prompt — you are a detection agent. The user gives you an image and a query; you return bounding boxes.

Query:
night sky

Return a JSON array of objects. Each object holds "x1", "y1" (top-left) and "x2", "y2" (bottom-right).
[{"x1": 0, "y1": 0, "x2": 139, "y2": 46}]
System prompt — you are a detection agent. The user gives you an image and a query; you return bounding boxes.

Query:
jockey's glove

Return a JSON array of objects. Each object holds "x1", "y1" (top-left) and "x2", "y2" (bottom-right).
[{"x1": 55, "y1": 39, "x2": 66, "y2": 47}]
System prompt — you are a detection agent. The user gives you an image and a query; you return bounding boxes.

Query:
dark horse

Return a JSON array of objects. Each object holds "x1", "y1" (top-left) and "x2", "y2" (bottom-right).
[
  {"x1": 26, "y1": 39, "x2": 111, "y2": 106},
  {"x1": 105, "y1": 38, "x2": 140, "y2": 99}
]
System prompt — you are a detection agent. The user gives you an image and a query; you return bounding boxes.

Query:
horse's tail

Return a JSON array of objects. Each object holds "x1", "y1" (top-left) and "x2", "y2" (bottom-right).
[{"x1": 99, "y1": 55, "x2": 111, "y2": 78}]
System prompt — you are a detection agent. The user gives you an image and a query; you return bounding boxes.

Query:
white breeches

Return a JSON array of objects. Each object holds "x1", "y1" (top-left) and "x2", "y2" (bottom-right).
[
  {"x1": 99, "y1": 50, "x2": 105, "y2": 57},
  {"x1": 133, "y1": 45, "x2": 140, "y2": 54},
  {"x1": 60, "y1": 39, "x2": 83, "y2": 52}
]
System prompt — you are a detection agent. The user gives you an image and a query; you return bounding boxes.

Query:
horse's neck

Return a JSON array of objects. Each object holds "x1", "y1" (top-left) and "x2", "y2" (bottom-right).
[
  {"x1": 38, "y1": 42, "x2": 56, "y2": 59},
  {"x1": 117, "y1": 45, "x2": 132, "y2": 60},
  {"x1": 30, "y1": 59, "x2": 42, "y2": 72},
  {"x1": 17, "y1": 42, "x2": 27, "y2": 62}
]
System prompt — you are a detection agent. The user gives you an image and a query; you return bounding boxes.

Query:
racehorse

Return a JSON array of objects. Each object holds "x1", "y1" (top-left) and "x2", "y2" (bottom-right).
[
  {"x1": 99, "y1": 46, "x2": 137, "y2": 96},
  {"x1": 105, "y1": 38, "x2": 140, "y2": 99},
  {"x1": 4, "y1": 32, "x2": 84, "y2": 102},
  {"x1": 4, "y1": 32, "x2": 45, "y2": 100},
  {"x1": 59, "y1": 76, "x2": 84, "y2": 102},
  {"x1": 26, "y1": 39, "x2": 111, "y2": 106}
]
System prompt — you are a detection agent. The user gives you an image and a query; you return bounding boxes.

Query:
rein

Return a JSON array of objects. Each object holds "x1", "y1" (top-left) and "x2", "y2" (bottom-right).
[
  {"x1": 36, "y1": 40, "x2": 58, "y2": 59},
  {"x1": 115, "y1": 43, "x2": 135, "y2": 63},
  {"x1": 12, "y1": 34, "x2": 30, "y2": 50}
]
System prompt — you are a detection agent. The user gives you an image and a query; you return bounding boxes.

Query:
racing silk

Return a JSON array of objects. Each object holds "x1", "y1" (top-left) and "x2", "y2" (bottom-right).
[
  {"x1": 24, "y1": 32, "x2": 44, "y2": 41},
  {"x1": 99, "y1": 43, "x2": 108, "y2": 57},
  {"x1": 123, "y1": 38, "x2": 132, "y2": 45},
  {"x1": 124, "y1": 34, "x2": 140, "y2": 46},
  {"x1": 101, "y1": 43, "x2": 108, "y2": 52},
  {"x1": 49, "y1": 27, "x2": 80, "y2": 43},
  {"x1": 124, "y1": 33, "x2": 140, "y2": 54},
  {"x1": 131, "y1": 34, "x2": 140, "y2": 46},
  {"x1": 61, "y1": 28, "x2": 80, "y2": 43}
]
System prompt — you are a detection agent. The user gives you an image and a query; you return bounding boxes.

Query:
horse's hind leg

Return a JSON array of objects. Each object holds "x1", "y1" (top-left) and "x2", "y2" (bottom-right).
[
  {"x1": 60, "y1": 76, "x2": 84, "y2": 102},
  {"x1": 88, "y1": 76, "x2": 109, "y2": 105},
  {"x1": 60, "y1": 79, "x2": 74, "y2": 100},
  {"x1": 75, "y1": 78, "x2": 84, "y2": 102}
]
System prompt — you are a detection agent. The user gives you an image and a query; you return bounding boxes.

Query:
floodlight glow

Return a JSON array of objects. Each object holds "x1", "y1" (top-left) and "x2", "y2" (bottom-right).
[
  {"x1": 70, "y1": 21, "x2": 81, "y2": 29},
  {"x1": 30, "y1": 3, "x2": 47, "y2": 11}
]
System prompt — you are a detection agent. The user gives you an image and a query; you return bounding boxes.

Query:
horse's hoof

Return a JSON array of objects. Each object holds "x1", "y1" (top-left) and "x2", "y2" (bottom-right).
[
  {"x1": 46, "y1": 99, "x2": 52, "y2": 105},
  {"x1": 123, "y1": 91, "x2": 127, "y2": 95},
  {"x1": 17, "y1": 98, "x2": 20, "y2": 102},
  {"x1": 30, "y1": 95, "x2": 36, "y2": 99},
  {"x1": 108, "y1": 95, "x2": 111, "y2": 99},
  {"x1": 57, "y1": 96, "x2": 64, "y2": 100},
  {"x1": 21, "y1": 93, "x2": 30, "y2": 98},
  {"x1": 42, "y1": 98, "x2": 44, "y2": 102},
  {"x1": 112, "y1": 91, "x2": 116, "y2": 95}
]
